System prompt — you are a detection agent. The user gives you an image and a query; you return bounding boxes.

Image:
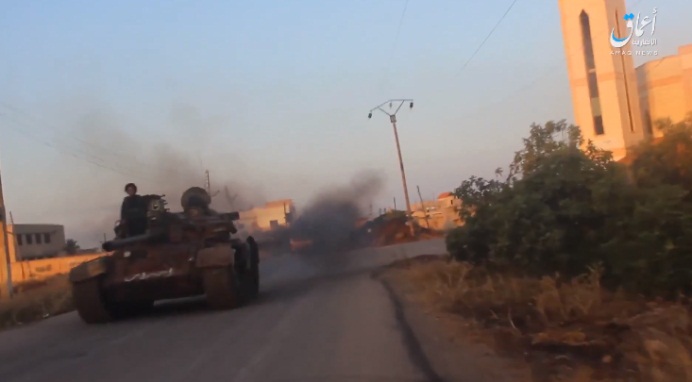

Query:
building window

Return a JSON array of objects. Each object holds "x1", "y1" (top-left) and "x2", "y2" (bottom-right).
[
  {"x1": 35, "y1": 233, "x2": 42, "y2": 244},
  {"x1": 44, "y1": 233, "x2": 51, "y2": 244},
  {"x1": 580, "y1": 11, "x2": 605, "y2": 136},
  {"x1": 16, "y1": 234, "x2": 22, "y2": 246},
  {"x1": 587, "y1": 72, "x2": 599, "y2": 98},
  {"x1": 26, "y1": 234, "x2": 33, "y2": 245},
  {"x1": 594, "y1": 116, "x2": 605, "y2": 136}
]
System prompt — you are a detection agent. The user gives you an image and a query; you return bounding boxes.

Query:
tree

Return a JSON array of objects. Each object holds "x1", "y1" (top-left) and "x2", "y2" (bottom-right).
[
  {"x1": 448, "y1": 120, "x2": 628, "y2": 274},
  {"x1": 446, "y1": 118, "x2": 692, "y2": 296},
  {"x1": 604, "y1": 115, "x2": 692, "y2": 294},
  {"x1": 630, "y1": 113, "x2": 692, "y2": 195},
  {"x1": 64, "y1": 239, "x2": 80, "y2": 254}
]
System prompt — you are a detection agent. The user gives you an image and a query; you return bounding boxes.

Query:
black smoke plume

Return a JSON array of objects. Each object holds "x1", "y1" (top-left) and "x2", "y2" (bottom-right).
[
  {"x1": 52, "y1": 103, "x2": 266, "y2": 246},
  {"x1": 289, "y1": 170, "x2": 384, "y2": 253}
]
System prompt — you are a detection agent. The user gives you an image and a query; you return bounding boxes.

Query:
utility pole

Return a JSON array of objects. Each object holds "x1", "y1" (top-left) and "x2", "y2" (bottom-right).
[
  {"x1": 0, "y1": 168, "x2": 13, "y2": 299},
  {"x1": 417, "y1": 185, "x2": 430, "y2": 230},
  {"x1": 204, "y1": 170, "x2": 220, "y2": 198},
  {"x1": 205, "y1": 170, "x2": 211, "y2": 195},
  {"x1": 369, "y1": 99, "x2": 416, "y2": 237},
  {"x1": 283, "y1": 202, "x2": 291, "y2": 227}
]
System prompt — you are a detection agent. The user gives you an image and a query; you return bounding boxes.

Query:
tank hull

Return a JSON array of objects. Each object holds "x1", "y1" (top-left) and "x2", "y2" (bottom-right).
[
  {"x1": 101, "y1": 243, "x2": 201, "y2": 302},
  {"x1": 69, "y1": 238, "x2": 260, "y2": 324},
  {"x1": 69, "y1": 188, "x2": 259, "y2": 324}
]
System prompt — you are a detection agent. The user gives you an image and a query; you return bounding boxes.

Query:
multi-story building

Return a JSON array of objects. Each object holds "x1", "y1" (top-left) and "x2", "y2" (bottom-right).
[
  {"x1": 637, "y1": 44, "x2": 692, "y2": 137},
  {"x1": 557, "y1": 0, "x2": 692, "y2": 161},
  {"x1": 6, "y1": 224, "x2": 66, "y2": 261}
]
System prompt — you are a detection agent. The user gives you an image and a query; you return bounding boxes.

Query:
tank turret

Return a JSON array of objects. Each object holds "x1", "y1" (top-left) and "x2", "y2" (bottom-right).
[{"x1": 181, "y1": 187, "x2": 213, "y2": 217}]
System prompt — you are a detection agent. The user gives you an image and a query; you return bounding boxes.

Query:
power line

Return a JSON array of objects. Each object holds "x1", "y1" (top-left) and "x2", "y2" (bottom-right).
[
  {"x1": 0, "y1": 102, "x2": 199, "y2": 181},
  {"x1": 0, "y1": 103, "x2": 151, "y2": 163},
  {"x1": 452, "y1": 0, "x2": 650, "y2": 116},
  {"x1": 0, "y1": 110, "x2": 184, "y2": 183},
  {"x1": 457, "y1": 0, "x2": 519, "y2": 75},
  {"x1": 379, "y1": 0, "x2": 411, "y2": 94},
  {"x1": 391, "y1": 0, "x2": 410, "y2": 56},
  {"x1": 461, "y1": 64, "x2": 564, "y2": 118},
  {"x1": 0, "y1": 113, "x2": 137, "y2": 178}
]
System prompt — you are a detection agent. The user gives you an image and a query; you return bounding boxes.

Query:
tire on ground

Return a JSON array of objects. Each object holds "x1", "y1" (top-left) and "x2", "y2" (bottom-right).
[
  {"x1": 72, "y1": 278, "x2": 114, "y2": 324},
  {"x1": 203, "y1": 267, "x2": 240, "y2": 309}
]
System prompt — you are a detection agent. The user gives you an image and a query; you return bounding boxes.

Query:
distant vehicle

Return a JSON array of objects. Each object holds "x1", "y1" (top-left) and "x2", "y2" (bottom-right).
[{"x1": 68, "y1": 187, "x2": 259, "y2": 324}]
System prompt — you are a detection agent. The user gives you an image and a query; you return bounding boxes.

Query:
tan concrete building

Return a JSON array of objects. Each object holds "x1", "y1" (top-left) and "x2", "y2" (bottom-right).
[
  {"x1": 637, "y1": 44, "x2": 692, "y2": 137},
  {"x1": 411, "y1": 192, "x2": 462, "y2": 231},
  {"x1": 236, "y1": 199, "x2": 295, "y2": 236},
  {"x1": 558, "y1": 0, "x2": 692, "y2": 161},
  {"x1": 7, "y1": 224, "x2": 66, "y2": 261}
]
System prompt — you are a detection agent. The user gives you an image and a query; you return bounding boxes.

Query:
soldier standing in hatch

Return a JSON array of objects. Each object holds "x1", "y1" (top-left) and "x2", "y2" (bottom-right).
[{"x1": 120, "y1": 183, "x2": 147, "y2": 236}]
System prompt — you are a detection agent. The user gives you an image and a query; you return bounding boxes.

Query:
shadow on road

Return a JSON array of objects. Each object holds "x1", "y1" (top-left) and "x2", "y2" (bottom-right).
[
  {"x1": 253, "y1": 265, "x2": 375, "y2": 305},
  {"x1": 99, "y1": 240, "x2": 444, "y2": 323}
]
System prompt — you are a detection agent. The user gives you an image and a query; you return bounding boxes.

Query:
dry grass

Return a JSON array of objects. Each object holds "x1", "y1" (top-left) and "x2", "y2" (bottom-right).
[
  {"x1": 0, "y1": 275, "x2": 74, "y2": 331},
  {"x1": 387, "y1": 255, "x2": 692, "y2": 382}
]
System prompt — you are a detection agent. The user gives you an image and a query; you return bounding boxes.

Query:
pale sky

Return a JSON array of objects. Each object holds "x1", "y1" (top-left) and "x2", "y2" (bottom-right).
[{"x1": 1, "y1": 0, "x2": 690, "y2": 247}]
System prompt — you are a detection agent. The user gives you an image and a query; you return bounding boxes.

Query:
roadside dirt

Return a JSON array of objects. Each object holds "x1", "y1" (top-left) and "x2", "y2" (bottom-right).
[
  {"x1": 0, "y1": 275, "x2": 74, "y2": 331},
  {"x1": 374, "y1": 257, "x2": 533, "y2": 382},
  {"x1": 377, "y1": 254, "x2": 692, "y2": 382}
]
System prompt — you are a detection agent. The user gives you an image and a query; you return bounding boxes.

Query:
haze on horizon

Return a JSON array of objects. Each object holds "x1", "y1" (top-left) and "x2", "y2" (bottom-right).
[{"x1": 1, "y1": 0, "x2": 690, "y2": 247}]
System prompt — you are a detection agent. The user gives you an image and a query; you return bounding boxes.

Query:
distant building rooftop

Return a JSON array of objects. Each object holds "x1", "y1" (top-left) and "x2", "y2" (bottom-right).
[{"x1": 437, "y1": 192, "x2": 454, "y2": 200}]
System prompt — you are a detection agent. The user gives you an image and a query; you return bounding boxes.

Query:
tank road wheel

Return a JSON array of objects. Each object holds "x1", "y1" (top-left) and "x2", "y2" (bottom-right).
[
  {"x1": 247, "y1": 236, "x2": 260, "y2": 298},
  {"x1": 203, "y1": 267, "x2": 240, "y2": 310},
  {"x1": 72, "y1": 279, "x2": 154, "y2": 323},
  {"x1": 72, "y1": 278, "x2": 113, "y2": 324}
]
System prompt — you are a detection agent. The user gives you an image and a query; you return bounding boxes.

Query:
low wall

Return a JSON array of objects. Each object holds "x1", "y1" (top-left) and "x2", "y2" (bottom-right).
[
  {"x1": 413, "y1": 214, "x2": 462, "y2": 231},
  {"x1": 10, "y1": 253, "x2": 105, "y2": 284}
]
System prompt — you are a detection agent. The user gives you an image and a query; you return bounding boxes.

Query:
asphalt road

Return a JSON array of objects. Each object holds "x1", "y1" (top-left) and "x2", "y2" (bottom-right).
[{"x1": 0, "y1": 239, "x2": 454, "y2": 382}]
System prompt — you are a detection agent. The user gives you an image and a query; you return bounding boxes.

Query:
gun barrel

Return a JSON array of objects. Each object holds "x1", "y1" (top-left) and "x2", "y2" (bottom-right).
[{"x1": 102, "y1": 232, "x2": 163, "y2": 252}]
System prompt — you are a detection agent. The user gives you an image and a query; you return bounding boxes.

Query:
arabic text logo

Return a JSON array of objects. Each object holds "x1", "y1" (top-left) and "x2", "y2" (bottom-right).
[{"x1": 610, "y1": 8, "x2": 658, "y2": 55}]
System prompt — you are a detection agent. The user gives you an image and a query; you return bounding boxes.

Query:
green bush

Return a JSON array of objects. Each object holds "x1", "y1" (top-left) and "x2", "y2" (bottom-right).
[{"x1": 446, "y1": 117, "x2": 692, "y2": 297}]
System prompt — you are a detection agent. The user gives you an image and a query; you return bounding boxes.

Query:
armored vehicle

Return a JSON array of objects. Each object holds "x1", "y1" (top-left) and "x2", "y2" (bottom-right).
[{"x1": 68, "y1": 187, "x2": 260, "y2": 324}]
